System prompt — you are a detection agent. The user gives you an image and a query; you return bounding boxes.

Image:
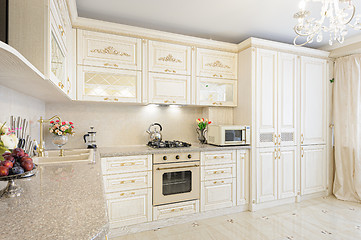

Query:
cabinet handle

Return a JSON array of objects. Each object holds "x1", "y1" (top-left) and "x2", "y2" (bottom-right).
[
  {"x1": 274, "y1": 134, "x2": 277, "y2": 145},
  {"x1": 58, "y1": 25, "x2": 64, "y2": 36},
  {"x1": 104, "y1": 97, "x2": 109, "y2": 101},
  {"x1": 164, "y1": 100, "x2": 169, "y2": 103},
  {"x1": 104, "y1": 63, "x2": 119, "y2": 67},
  {"x1": 301, "y1": 134, "x2": 304, "y2": 144},
  {"x1": 172, "y1": 100, "x2": 176, "y2": 103},
  {"x1": 120, "y1": 162, "x2": 136, "y2": 166},
  {"x1": 213, "y1": 156, "x2": 225, "y2": 159},
  {"x1": 301, "y1": 147, "x2": 304, "y2": 158},
  {"x1": 278, "y1": 134, "x2": 281, "y2": 145},
  {"x1": 213, "y1": 74, "x2": 223, "y2": 78},
  {"x1": 274, "y1": 148, "x2": 277, "y2": 160},
  {"x1": 114, "y1": 98, "x2": 119, "y2": 101},
  {"x1": 213, "y1": 180, "x2": 225, "y2": 184},
  {"x1": 67, "y1": 77, "x2": 71, "y2": 94},
  {"x1": 58, "y1": 82, "x2": 64, "y2": 89},
  {"x1": 278, "y1": 148, "x2": 281, "y2": 159}
]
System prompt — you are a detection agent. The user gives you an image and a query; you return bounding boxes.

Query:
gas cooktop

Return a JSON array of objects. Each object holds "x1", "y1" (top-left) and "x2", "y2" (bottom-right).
[{"x1": 147, "y1": 140, "x2": 192, "y2": 149}]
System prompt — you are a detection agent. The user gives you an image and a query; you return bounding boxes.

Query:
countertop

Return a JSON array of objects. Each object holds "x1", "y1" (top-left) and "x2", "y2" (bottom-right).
[
  {"x1": 99, "y1": 143, "x2": 251, "y2": 158},
  {"x1": 0, "y1": 151, "x2": 109, "y2": 240}
]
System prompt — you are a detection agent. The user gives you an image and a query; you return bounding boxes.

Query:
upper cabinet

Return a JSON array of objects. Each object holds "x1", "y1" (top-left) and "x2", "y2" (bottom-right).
[
  {"x1": 196, "y1": 48, "x2": 237, "y2": 80},
  {"x1": 148, "y1": 41, "x2": 192, "y2": 75},
  {"x1": 77, "y1": 30, "x2": 142, "y2": 71},
  {"x1": 198, "y1": 78, "x2": 237, "y2": 106}
]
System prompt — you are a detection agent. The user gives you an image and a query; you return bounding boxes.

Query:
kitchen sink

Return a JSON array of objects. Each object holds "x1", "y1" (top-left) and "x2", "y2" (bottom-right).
[{"x1": 33, "y1": 149, "x2": 94, "y2": 165}]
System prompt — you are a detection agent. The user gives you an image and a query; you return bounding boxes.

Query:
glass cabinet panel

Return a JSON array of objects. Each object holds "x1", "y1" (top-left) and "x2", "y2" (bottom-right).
[
  {"x1": 199, "y1": 78, "x2": 236, "y2": 106},
  {"x1": 51, "y1": 32, "x2": 66, "y2": 85}
]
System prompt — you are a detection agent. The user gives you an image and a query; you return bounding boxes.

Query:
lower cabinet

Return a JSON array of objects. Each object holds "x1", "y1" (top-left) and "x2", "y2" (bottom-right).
[
  {"x1": 301, "y1": 144, "x2": 327, "y2": 195},
  {"x1": 237, "y1": 150, "x2": 249, "y2": 205},
  {"x1": 153, "y1": 200, "x2": 199, "y2": 221},
  {"x1": 106, "y1": 188, "x2": 152, "y2": 228},
  {"x1": 201, "y1": 178, "x2": 236, "y2": 211},
  {"x1": 256, "y1": 146, "x2": 297, "y2": 203}
]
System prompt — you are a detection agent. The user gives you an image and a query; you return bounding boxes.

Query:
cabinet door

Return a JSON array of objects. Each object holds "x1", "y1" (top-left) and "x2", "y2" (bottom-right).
[
  {"x1": 301, "y1": 145, "x2": 327, "y2": 195},
  {"x1": 106, "y1": 188, "x2": 152, "y2": 228},
  {"x1": 197, "y1": 77, "x2": 237, "y2": 106},
  {"x1": 201, "y1": 178, "x2": 236, "y2": 211},
  {"x1": 77, "y1": 65, "x2": 141, "y2": 103},
  {"x1": 278, "y1": 53, "x2": 298, "y2": 147},
  {"x1": 196, "y1": 48, "x2": 237, "y2": 79},
  {"x1": 237, "y1": 150, "x2": 249, "y2": 205},
  {"x1": 256, "y1": 49, "x2": 278, "y2": 148},
  {"x1": 256, "y1": 148, "x2": 277, "y2": 203},
  {"x1": 149, "y1": 41, "x2": 191, "y2": 75},
  {"x1": 278, "y1": 146, "x2": 297, "y2": 199},
  {"x1": 300, "y1": 57, "x2": 327, "y2": 145},
  {"x1": 78, "y1": 30, "x2": 142, "y2": 71},
  {"x1": 148, "y1": 73, "x2": 190, "y2": 104}
]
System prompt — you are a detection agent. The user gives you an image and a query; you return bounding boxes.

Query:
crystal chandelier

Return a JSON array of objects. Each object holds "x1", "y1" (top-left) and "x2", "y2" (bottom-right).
[{"x1": 293, "y1": 0, "x2": 361, "y2": 46}]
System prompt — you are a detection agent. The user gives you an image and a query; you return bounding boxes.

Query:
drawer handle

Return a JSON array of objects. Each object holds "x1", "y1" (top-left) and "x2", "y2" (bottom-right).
[
  {"x1": 213, "y1": 156, "x2": 225, "y2": 159},
  {"x1": 104, "y1": 63, "x2": 119, "y2": 67},
  {"x1": 213, "y1": 180, "x2": 225, "y2": 184},
  {"x1": 114, "y1": 98, "x2": 119, "y2": 101},
  {"x1": 164, "y1": 69, "x2": 176, "y2": 73},
  {"x1": 301, "y1": 134, "x2": 304, "y2": 144},
  {"x1": 173, "y1": 100, "x2": 176, "y2": 103},
  {"x1": 212, "y1": 74, "x2": 223, "y2": 78},
  {"x1": 120, "y1": 192, "x2": 136, "y2": 197},
  {"x1": 213, "y1": 170, "x2": 225, "y2": 174},
  {"x1": 120, "y1": 162, "x2": 136, "y2": 166},
  {"x1": 104, "y1": 97, "x2": 109, "y2": 101},
  {"x1": 170, "y1": 207, "x2": 184, "y2": 212}
]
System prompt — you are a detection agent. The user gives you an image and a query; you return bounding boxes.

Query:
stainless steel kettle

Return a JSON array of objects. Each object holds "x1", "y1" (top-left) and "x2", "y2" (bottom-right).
[{"x1": 146, "y1": 123, "x2": 163, "y2": 142}]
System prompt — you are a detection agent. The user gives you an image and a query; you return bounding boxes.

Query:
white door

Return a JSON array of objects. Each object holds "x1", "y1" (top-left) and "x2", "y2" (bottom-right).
[
  {"x1": 278, "y1": 146, "x2": 297, "y2": 199},
  {"x1": 148, "y1": 72, "x2": 191, "y2": 104},
  {"x1": 301, "y1": 145, "x2": 327, "y2": 195},
  {"x1": 237, "y1": 150, "x2": 249, "y2": 205},
  {"x1": 148, "y1": 40, "x2": 192, "y2": 75},
  {"x1": 256, "y1": 147, "x2": 278, "y2": 203},
  {"x1": 256, "y1": 49, "x2": 278, "y2": 148},
  {"x1": 201, "y1": 178, "x2": 236, "y2": 211},
  {"x1": 300, "y1": 57, "x2": 327, "y2": 145},
  {"x1": 278, "y1": 53, "x2": 298, "y2": 147}
]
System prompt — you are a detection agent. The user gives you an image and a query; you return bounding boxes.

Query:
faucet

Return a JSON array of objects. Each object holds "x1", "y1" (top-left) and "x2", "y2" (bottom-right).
[{"x1": 38, "y1": 115, "x2": 61, "y2": 157}]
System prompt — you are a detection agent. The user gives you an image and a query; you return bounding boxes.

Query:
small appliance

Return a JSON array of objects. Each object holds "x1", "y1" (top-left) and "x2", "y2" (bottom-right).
[
  {"x1": 207, "y1": 125, "x2": 250, "y2": 146},
  {"x1": 146, "y1": 123, "x2": 163, "y2": 142},
  {"x1": 83, "y1": 127, "x2": 97, "y2": 149}
]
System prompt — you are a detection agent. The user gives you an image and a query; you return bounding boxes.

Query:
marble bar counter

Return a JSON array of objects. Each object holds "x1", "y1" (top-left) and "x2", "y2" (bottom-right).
[
  {"x1": 99, "y1": 143, "x2": 251, "y2": 158},
  {"x1": 0, "y1": 152, "x2": 109, "y2": 240}
]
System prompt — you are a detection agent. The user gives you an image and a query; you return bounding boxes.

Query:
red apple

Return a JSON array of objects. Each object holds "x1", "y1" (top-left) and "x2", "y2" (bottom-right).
[
  {"x1": 3, "y1": 155, "x2": 15, "y2": 163},
  {"x1": 12, "y1": 148, "x2": 25, "y2": 158},
  {"x1": 20, "y1": 157, "x2": 32, "y2": 164},
  {"x1": 21, "y1": 160, "x2": 33, "y2": 171},
  {"x1": 2, "y1": 160, "x2": 13, "y2": 169},
  {"x1": 0, "y1": 166, "x2": 9, "y2": 176}
]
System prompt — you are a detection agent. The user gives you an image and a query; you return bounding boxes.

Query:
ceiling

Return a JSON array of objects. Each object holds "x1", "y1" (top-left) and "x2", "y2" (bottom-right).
[{"x1": 76, "y1": 0, "x2": 361, "y2": 48}]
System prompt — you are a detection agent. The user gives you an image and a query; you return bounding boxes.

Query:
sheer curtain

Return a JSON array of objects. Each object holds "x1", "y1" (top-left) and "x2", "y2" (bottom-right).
[{"x1": 333, "y1": 55, "x2": 361, "y2": 202}]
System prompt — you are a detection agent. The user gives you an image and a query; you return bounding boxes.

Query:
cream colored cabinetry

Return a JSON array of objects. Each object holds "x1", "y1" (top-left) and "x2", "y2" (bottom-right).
[
  {"x1": 196, "y1": 48, "x2": 237, "y2": 106},
  {"x1": 101, "y1": 155, "x2": 152, "y2": 228},
  {"x1": 77, "y1": 30, "x2": 142, "y2": 102},
  {"x1": 301, "y1": 145, "x2": 327, "y2": 195},
  {"x1": 237, "y1": 150, "x2": 249, "y2": 205},
  {"x1": 9, "y1": 0, "x2": 74, "y2": 98},
  {"x1": 201, "y1": 151, "x2": 236, "y2": 211},
  {"x1": 153, "y1": 200, "x2": 199, "y2": 221}
]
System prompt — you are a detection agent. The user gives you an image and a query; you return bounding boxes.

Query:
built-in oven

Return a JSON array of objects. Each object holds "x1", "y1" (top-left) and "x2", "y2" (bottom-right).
[{"x1": 153, "y1": 152, "x2": 200, "y2": 206}]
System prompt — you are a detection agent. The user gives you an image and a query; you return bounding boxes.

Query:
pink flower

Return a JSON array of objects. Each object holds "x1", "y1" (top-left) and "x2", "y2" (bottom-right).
[
  {"x1": 56, "y1": 120, "x2": 59, "y2": 123},
  {"x1": 60, "y1": 126, "x2": 66, "y2": 131},
  {"x1": 58, "y1": 131, "x2": 62, "y2": 135},
  {"x1": 55, "y1": 124, "x2": 59, "y2": 128},
  {"x1": 62, "y1": 122, "x2": 66, "y2": 125}
]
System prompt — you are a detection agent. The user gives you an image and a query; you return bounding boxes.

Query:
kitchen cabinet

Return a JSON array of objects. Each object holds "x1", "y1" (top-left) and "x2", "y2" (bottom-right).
[
  {"x1": 301, "y1": 145, "x2": 327, "y2": 195},
  {"x1": 300, "y1": 57, "x2": 327, "y2": 146},
  {"x1": 77, "y1": 65, "x2": 142, "y2": 103},
  {"x1": 196, "y1": 48, "x2": 237, "y2": 80},
  {"x1": 197, "y1": 77, "x2": 237, "y2": 106},
  {"x1": 201, "y1": 178, "x2": 236, "y2": 211},
  {"x1": 256, "y1": 146, "x2": 297, "y2": 203},
  {"x1": 255, "y1": 49, "x2": 298, "y2": 148},
  {"x1": 77, "y1": 30, "x2": 142, "y2": 71},
  {"x1": 148, "y1": 72, "x2": 191, "y2": 104},
  {"x1": 148, "y1": 40, "x2": 192, "y2": 75},
  {"x1": 153, "y1": 200, "x2": 199, "y2": 221},
  {"x1": 237, "y1": 150, "x2": 249, "y2": 206},
  {"x1": 201, "y1": 151, "x2": 236, "y2": 166}
]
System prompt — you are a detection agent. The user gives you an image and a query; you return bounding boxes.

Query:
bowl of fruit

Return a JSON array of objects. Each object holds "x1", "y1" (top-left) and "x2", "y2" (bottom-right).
[{"x1": 0, "y1": 148, "x2": 37, "y2": 198}]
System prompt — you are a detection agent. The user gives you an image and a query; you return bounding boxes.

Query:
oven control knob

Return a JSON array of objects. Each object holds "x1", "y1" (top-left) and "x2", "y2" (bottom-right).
[
  {"x1": 188, "y1": 154, "x2": 192, "y2": 159},
  {"x1": 163, "y1": 156, "x2": 167, "y2": 161},
  {"x1": 175, "y1": 155, "x2": 180, "y2": 160}
]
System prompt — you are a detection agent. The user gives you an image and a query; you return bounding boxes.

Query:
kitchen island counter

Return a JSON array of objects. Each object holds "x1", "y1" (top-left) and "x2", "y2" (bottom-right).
[
  {"x1": 0, "y1": 151, "x2": 109, "y2": 240},
  {"x1": 99, "y1": 143, "x2": 251, "y2": 158}
]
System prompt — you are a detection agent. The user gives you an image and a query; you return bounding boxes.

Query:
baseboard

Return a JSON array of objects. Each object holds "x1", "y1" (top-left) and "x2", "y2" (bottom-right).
[{"x1": 108, "y1": 204, "x2": 249, "y2": 238}]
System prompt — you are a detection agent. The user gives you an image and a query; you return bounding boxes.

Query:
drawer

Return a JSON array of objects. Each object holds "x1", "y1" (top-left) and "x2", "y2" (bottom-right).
[
  {"x1": 101, "y1": 155, "x2": 152, "y2": 175},
  {"x1": 201, "y1": 151, "x2": 236, "y2": 166},
  {"x1": 77, "y1": 30, "x2": 142, "y2": 71},
  {"x1": 201, "y1": 164, "x2": 236, "y2": 181},
  {"x1": 201, "y1": 178, "x2": 236, "y2": 212},
  {"x1": 103, "y1": 171, "x2": 151, "y2": 193},
  {"x1": 153, "y1": 200, "x2": 199, "y2": 221}
]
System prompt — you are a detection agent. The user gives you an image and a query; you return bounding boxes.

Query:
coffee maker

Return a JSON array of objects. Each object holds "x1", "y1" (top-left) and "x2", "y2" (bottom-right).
[{"x1": 83, "y1": 127, "x2": 97, "y2": 149}]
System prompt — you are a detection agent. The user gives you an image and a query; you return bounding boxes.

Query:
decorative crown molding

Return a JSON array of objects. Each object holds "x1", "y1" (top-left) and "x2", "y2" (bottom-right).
[
  {"x1": 90, "y1": 46, "x2": 130, "y2": 57},
  {"x1": 158, "y1": 54, "x2": 182, "y2": 63}
]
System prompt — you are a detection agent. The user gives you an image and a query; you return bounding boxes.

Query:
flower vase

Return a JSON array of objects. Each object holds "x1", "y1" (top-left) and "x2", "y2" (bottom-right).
[
  {"x1": 52, "y1": 135, "x2": 68, "y2": 157},
  {"x1": 196, "y1": 128, "x2": 207, "y2": 145}
]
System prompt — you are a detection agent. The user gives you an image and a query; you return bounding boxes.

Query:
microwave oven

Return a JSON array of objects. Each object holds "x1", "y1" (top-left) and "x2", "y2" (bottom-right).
[{"x1": 207, "y1": 125, "x2": 250, "y2": 146}]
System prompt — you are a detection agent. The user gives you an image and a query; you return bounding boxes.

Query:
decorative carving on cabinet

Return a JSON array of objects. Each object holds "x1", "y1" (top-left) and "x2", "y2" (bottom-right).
[
  {"x1": 158, "y1": 54, "x2": 182, "y2": 63},
  {"x1": 90, "y1": 46, "x2": 131, "y2": 57},
  {"x1": 205, "y1": 60, "x2": 230, "y2": 69}
]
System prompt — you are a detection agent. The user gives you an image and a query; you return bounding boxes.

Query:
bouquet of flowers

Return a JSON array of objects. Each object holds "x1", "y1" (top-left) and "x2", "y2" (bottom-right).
[
  {"x1": 0, "y1": 122, "x2": 18, "y2": 160},
  {"x1": 49, "y1": 120, "x2": 75, "y2": 136},
  {"x1": 196, "y1": 118, "x2": 212, "y2": 130}
]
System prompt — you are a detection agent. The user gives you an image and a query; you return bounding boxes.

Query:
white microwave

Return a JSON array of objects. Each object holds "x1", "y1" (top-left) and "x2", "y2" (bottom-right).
[{"x1": 207, "y1": 125, "x2": 250, "y2": 146}]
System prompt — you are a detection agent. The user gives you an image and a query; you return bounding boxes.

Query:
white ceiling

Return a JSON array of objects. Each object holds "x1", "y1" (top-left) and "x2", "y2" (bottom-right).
[{"x1": 76, "y1": 0, "x2": 361, "y2": 48}]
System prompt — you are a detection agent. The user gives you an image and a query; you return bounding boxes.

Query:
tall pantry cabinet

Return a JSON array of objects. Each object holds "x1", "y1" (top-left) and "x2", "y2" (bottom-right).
[{"x1": 234, "y1": 41, "x2": 330, "y2": 210}]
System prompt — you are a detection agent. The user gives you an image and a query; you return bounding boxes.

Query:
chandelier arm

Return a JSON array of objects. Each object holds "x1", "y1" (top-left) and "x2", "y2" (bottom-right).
[
  {"x1": 344, "y1": 4, "x2": 356, "y2": 25},
  {"x1": 293, "y1": 34, "x2": 316, "y2": 47},
  {"x1": 293, "y1": 24, "x2": 323, "y2": 37}
]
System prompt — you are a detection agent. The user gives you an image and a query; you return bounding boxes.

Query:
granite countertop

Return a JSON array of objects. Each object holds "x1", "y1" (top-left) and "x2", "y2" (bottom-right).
[
  {"x1": 99, "y1": 143, "x2": 251, "y2": 157},
  {"x1": 0, "y1": 150, "x2": 109, "y2": 240}
]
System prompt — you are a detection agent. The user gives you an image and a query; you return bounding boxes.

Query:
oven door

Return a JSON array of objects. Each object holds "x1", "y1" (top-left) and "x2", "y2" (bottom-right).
[{"x1": 153, "y1": 161, "x2": 200, "y2": 206}]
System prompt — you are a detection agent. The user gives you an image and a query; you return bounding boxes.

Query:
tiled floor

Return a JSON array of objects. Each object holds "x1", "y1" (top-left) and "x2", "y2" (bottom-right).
[{"x1": 111, "y1": 196, "x2": 361, "y2": 240}]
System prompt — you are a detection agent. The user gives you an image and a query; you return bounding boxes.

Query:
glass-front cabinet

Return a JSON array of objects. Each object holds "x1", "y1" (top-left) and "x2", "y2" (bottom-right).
[
  {"x1": 197, "y1": 77, "x2": 237, "y2": 106},
  {"x1": 77, "y1": 65, "x2": 142, "y2": 103}
]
